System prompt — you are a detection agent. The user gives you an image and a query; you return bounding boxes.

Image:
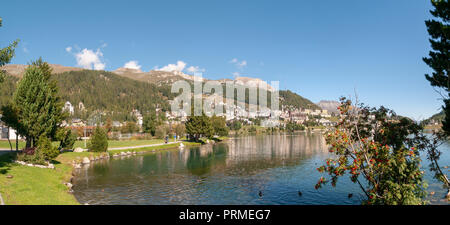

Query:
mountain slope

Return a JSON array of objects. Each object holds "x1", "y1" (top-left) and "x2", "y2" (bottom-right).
[
  {"x1": 317, "y1": 100, "x2": 340, "y2": 113},
  {"x1": 0, "y1": 64, "x2": 321, "y2": 119},
  {"x1": 279, "y1": 90, "x2": 320, "y2": 110}
]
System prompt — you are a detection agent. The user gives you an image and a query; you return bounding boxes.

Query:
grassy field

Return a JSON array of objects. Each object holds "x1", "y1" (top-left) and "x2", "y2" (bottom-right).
[
  {"x1": 0, "y1": 138, "x2": 176, "y2": 150},
  {"x1": 0, "y1": 140, "x2": 26, "y2": 150},
  {"x1": 0, "y1": 153, "x2": 78, "y2": 205},
  {"x1": 0, "y1": 140, "x2": 201, "y2": 205}
]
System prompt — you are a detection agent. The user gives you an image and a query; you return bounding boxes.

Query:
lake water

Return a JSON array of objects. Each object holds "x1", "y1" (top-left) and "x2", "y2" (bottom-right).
[{"x1": 72, "y1": 133, "x2": 450, "y2": 205}]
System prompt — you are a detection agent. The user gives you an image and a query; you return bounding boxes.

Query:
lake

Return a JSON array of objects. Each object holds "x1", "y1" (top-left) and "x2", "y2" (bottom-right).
[{"x1": 72, "y1": 133, "x2": 450, "y2": 205}]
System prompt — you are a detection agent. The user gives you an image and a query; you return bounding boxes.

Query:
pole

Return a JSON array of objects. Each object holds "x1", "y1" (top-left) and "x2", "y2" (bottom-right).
[{"x1": 84, "y1": 127, "x2": 86, "y2": 148}]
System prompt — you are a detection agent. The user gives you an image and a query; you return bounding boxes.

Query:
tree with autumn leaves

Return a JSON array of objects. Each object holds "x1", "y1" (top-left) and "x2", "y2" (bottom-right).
[{"x1": 315, "y1": 97, "x2": 434, "y2": 205}]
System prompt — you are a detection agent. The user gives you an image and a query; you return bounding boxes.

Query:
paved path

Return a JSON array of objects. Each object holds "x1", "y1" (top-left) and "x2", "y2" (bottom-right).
[{"x1": 0, "y1": 149, "x2": 14, "y2": 155}]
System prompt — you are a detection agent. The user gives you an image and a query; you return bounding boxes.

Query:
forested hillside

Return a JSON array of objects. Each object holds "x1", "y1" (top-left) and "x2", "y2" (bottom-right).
[
  {"x1": 0, "y1": 68, "x2": 320, "y2": 121},
  {"x1": 279, "y1": 90, "x2": 321, "y2": 110},
  {"x1": 0, "y1": 70, "x2": 174, "y2": 121}
]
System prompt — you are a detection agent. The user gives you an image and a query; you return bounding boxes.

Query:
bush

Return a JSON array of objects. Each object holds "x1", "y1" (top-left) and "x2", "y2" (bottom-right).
[
  {"x1": 16, "y1": 147, "x2": 47, "y2": 165},
  {"x1": 88, "y1": 126, "x2": 108, "y2": 152},
  {"x1": 56, "y1": 128, "x2": 77, "y2": 150},
  {"x1": 155, "y1": 125, "x2": 168, "y2": 139},
  {"x1": 16, "y1": 151, "x2": 46, "y2": 165},
  {"x1": 174, "y1": 123, "x2": 185, "y2": 139},
  {"x1": 37, "y1": 134, "x2": 60, "y2": 161}
]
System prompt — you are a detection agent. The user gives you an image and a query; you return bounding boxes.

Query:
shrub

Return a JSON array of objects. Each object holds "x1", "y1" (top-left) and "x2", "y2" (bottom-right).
[
  {"x1": 37, "y1": 134, "x2": 60, "y2": 161},
  {"x1": 174, "y1": 123, "x2": 186, "y2": 139},
  {"x1": 16, "y1": 149, "x2": 46, "y2": 165},
  {"x1": 155, "y1": 125, "x2": 168, "y2": 139},
  {"x1": 56, "y1": 128, "x2": 77, "y2": 150},
  {"x1": 88, "y1": 126, "x2": 108, "y2": 152}
]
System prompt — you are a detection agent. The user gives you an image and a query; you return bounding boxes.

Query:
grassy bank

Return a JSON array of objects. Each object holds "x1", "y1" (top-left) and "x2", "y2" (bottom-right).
[
  {"x1": 0, "y1": 153, "x2": 78, "y2": 205},
  {"x1": 0, "y1": 138, "x2": 176, "y2": 150},
  {"x1": 0, "y1": 140, "x2": 201, "y2": 205}
]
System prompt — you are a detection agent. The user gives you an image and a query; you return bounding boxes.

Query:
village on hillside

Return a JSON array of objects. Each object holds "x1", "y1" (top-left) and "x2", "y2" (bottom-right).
[{"x1": 1, "y1": 98, "x2": 336, "y2": 141}]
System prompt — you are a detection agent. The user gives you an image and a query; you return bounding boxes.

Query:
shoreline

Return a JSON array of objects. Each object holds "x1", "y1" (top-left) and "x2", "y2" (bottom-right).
[{"x1": 0, "y1": 140, "x2": 202, "y2": 205}]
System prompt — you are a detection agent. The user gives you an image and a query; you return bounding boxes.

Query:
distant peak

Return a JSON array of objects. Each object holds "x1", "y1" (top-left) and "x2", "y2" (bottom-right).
[{"x1": 114, "y1": 67, "x2": 143, "y2": 74}]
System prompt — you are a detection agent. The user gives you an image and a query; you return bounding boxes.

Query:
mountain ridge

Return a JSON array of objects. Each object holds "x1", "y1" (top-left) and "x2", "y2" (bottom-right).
[{"x1": 0, "y1": 64, "x2": 321, "y2": 118}]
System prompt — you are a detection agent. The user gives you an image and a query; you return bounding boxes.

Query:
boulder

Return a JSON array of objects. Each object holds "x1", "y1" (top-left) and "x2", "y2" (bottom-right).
[
  {"x1": 73, "y1": 147, "x2": 85, "y2": 153},
  {"x1": 82, "y1": 157, "x2": 90, "y2": 164},
  {"x1": 65, "y1": 182, "x2": 73, "y2": 189}
]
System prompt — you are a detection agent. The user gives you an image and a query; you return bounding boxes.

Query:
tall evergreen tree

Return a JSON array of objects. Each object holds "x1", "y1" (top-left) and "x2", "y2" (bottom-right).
[
  {"x1": 0, "y1": 17, "x2": 19, "y2": 83},
  {"x1": 423, "y1": 0, "x2": 450, "y2": 135},
  {"x1": 143, "y1": 113, "x2": 157, "y2": 135},
  {"x1": 13, "y1": 58, "x2": 66, "y2": 147},
  {"x1": 185, "y1": 113, "x2": 213, "y2": 141},
  {"x1": 88, "y1": 126, "x2": 108, "y2": 152}
]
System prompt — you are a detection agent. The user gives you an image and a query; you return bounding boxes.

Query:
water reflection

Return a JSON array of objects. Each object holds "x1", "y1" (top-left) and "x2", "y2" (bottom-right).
[{"x1": 72, "y1": 133, "x2": 449, "y2": 205}]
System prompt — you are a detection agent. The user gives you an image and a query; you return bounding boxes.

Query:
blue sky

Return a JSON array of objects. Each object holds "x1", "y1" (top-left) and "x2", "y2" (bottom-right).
[{"x1": 0, "y1": 0, "x2": 442, "y2": 119}]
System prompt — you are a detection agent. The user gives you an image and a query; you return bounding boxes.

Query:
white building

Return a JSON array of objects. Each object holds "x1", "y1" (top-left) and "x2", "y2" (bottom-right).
[
  {"x1": 1, "y1": 126, "x2": 21, "y2": 140},
  {"x1": 63, "y1": 101, "x2": 74, "y2": 115}
]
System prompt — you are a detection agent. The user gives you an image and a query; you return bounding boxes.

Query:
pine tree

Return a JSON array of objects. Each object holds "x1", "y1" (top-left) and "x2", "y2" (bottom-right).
[
  {"x1": 88, "y1": 126, "x2": 108, "y2": 152},
  {"x1": 185, "y1": 113, "x2": 213, "y2": 141},
  {"x1": 37, "y1": 134, "x2": 59, "y2": 161},
  {"x1": 423, "y1": 0, "x2": 450, "y2": 135},
  {"x1": 0, "y1": 17, "x2": 19, "y2": 83},
  {"x1": 12, "y1": 58, "x2": 66, "y2": 147},
  {"x1": 143, "y1": 113, "x2": 157, "y2": 136}
]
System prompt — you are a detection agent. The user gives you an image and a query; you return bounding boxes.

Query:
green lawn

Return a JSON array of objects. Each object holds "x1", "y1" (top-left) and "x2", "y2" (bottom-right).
[
  {"x1": 0, "y1": 140, "x2": 200, "y2": 205},
  {"x1": 0, "y1": 153, "x2": 78, "y2": 205},
  {"x1": 0, "y1": 138, "x2": 176, "y2": 150},
  {"x1": 0, "y1": 140, "x2": 26, "y2": 150}
]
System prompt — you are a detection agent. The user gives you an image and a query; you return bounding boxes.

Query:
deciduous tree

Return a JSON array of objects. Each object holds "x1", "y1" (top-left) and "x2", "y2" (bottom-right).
[{"x1": 316, "y1": 98, "x2": 428, "y2": 205}]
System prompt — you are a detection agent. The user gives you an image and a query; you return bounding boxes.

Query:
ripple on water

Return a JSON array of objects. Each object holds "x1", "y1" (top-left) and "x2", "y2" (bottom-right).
[{"x1": 72, "y1": 134, "x2": 450, "y2": 205}]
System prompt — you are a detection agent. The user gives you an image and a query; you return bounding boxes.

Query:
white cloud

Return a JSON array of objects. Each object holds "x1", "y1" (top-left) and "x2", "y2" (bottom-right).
[
  {"x1": 232, "y1": 72, "x2": 240, "y2": 79},
  {"x1": 65, "y1": 46, "x2": 72, "y2": 53},
  {"x1": 123, "y1": 60, "x2": 142, "y2": 70},
  {"x1": 75, "y1": 48, "x2": 106, "y2": 70},
  {"x1": 229, "y1": 58, "x2": 247, "y2": 68},
  {"x1": 23, "y1": 47, "x2": 29, "y2": 53},
  {"x1": 155, "y1": 61, "x2": 187, "y2": 72},
  {"x1": 186, "y1": 66, "x2": 205, "y2": 74}
]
